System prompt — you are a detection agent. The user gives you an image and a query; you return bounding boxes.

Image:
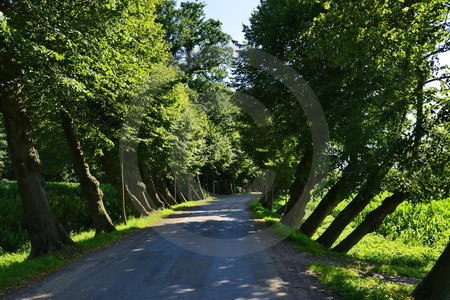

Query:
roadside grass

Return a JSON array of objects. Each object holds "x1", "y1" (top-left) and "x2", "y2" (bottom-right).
[
  {"x1": 0, "y1": 199, "x2": 211, "y2": 296},
  {"x1": 310, "y1": 263, "x2": 415, "y2": 300},
  {"x1": 249, "y1": 197, "x2": 445, "y2": 300},
  {"x1": 249, "y1": 199, "x2": 328, "y2": 255}
]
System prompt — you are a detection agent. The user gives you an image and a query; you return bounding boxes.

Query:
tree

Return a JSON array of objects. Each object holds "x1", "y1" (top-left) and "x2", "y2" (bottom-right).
[
  {"x1": 412, "y1": 241, "x2": 450, "y2": 300},
  {"x1": 240, "y1": 0, "x2": 450, "y2": 239},
  {"x1": 0, "y1": 1, "x2": 76, "y2": 257},
  {"x1": 60, "y1": 110, "x2": 116, "y2": 234}
]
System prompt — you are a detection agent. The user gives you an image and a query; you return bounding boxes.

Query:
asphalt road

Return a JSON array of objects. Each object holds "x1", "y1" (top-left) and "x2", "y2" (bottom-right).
[{"x1": 5, "y1": 194, "x2": 292, "y2": 300}]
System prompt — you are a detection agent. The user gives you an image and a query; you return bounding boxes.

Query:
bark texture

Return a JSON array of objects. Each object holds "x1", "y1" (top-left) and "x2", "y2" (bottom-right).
[
  {"x1": 316, "y1": 173, "x2": 386, "y2": 248},
  {"x1": 100, "y1": 150, "x2": 144, "y2": 218},
  {"x1": 60, "y1": 111, "x2": 116, "y2": 234},
  {"x1": 332, "y1": 192, "x2": 407, "y2": 253},
  {"x1": 196, "y1": 175, "x2": 205, "y2": 199},
  {"x1": 412, "y1": 241, "x2": 450, "y2": 300},
  {"x1": 280, "y1": 147, "x2": 314, "y2": 229},
  {"x1": 0, "y1": 52, "x2": 74, "y2": 257},
  {"x1": 138, "y1": 160, "x2": 165, "y2": 209},
  {"x1": 155, "y1": 177, "x2": 177, "y2": 206}
]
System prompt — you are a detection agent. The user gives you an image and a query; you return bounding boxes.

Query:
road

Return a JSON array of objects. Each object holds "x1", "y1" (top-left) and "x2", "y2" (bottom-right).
[{"x1": 5, "y1": 194, "x2": 292, "y2": 300}]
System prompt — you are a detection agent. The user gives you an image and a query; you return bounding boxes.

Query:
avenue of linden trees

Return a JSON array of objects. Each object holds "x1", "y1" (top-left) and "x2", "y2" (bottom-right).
[{"x1": 0, "y1": 0, "x2": 449, "y2": 299}]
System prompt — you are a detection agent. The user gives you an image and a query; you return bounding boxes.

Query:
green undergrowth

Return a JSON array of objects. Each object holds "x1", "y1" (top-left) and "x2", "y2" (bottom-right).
[
  {"x1": 250, "y1": 195, "x2": 448, "y2": 299},
  {"x1": 0, "y1": 199, "x2": 211, "y2": 296}
]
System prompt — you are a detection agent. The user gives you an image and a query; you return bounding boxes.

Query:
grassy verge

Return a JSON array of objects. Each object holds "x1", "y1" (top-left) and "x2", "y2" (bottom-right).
[
  {"x1": 249, "y1": 198, "x2": 438, "y2": 300},
  {"x1": 0, "y1": 199, "x2": 211, "y2": 296},
  {"x1": 310, "y1": 263, "x2": 414, "y2": 300}
]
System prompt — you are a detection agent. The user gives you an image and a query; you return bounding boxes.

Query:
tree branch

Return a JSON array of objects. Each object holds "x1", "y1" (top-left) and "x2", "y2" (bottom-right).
[{"x1": 425, "y1": 75, "x2": 450, "y2": 85}]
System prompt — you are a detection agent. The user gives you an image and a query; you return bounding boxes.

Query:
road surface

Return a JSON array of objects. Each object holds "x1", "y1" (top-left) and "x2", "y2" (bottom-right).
[{"x1": 5, "y1": 194, "x2": 292, "y2": 300}]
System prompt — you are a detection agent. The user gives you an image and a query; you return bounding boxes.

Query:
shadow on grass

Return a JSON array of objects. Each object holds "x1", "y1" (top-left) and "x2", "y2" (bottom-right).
[
  {"x1": 309, "y1": 263, "x2": 414, "y2": 300},
  {"x1": 249, "y1": 199, "x2": 327, "y2": 256}
]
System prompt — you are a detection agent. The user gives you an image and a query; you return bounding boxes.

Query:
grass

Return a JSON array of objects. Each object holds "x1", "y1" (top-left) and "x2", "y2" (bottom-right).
[
  {"x1": 249, "y1": 199, "x2": 328, "y2": 255},
  {"x1": 310, "y1": 263, "x2": 415, "y2": 300},
  {"x1": 0, "y1": 199, "x2": 211, "y2": 296},
  {"x1": 249, "y1": 196, "x2": 448, "y2": 300}
]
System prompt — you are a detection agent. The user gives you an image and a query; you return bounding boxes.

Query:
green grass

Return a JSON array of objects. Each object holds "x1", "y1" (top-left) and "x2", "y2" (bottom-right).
[
  {"x1": 250, "y1": 195, "x2": 447, "y2": 299},
  {"x1": 250, "y1": 199, "x2": 328, "y2": 255},
  {"x1": 0, "y1": 199, "x2": 211, "y2": 296},
  {"x1": 310, "y1": 263, "x2": 414, "y2": 300}
]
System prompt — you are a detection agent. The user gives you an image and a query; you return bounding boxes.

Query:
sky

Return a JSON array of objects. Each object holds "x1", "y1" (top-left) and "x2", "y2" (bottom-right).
[{"x1": 178, "y1": 0, "x2": 260, "y2": 42}]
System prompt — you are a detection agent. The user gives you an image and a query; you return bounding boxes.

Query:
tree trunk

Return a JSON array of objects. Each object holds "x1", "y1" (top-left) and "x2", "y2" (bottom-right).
[
  {"x1": 412, "y1": 241, "x2": 450, "y2": 300},
  {"x1": 283, "y1": 148, "x2": 313, "y2": 213},
  {"x1": 332, "y1": 192, "x2": 408, "y2": 253},
  {"x1": 128, "y1": 181, "x2": 154, "y2": 212},
  {"x1": 99, "y1": 149, "x2": 144, "y2": 218},
  {"x1": 0, "y1": 63, "x2": 74, "y2": 257},
  {"x1": 196, "y1": 175, "x2": 205, "y2": 199},
  {"x1": 176, "y1": 187, "x2": 188, "y2": 203},
  {"x1": 191, "y1": 182, "x2": 202, "y2": 200},
  {"x1": 261, "y1": 186, "x2": 281, "y2": 211},
  {"x1": 121, "y1": 146, "x2": 153, "y2": 214},
  {"x1": 155, "y1": 177, "x2": 177, "y2": 206},
  {"x1": 280, "y1": 147, "x2": 314, "y2": 229},
  {"x1": 276, "y1": 203, "x2": 287, "y2": 215},
  {"x1": 138, "y1": 160, "x2": 165, "y2": 209},
  {"x1": 124, "y1": 184, "x2": 149, "y2": 215},
  {"x1": 60, "y1": 111, "x2": 116, "y2": 235},
  {"x1": 316, "y1": 172, "x2": 387, "y2": 248},
  {"x1": 299, "y1": 181, "x2": 342, "y2": 237}
]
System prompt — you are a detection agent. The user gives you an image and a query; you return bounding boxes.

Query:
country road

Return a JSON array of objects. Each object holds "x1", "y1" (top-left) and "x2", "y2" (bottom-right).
[{"x1": 5, "y1": 195, "x2": 293, "y2": 300}]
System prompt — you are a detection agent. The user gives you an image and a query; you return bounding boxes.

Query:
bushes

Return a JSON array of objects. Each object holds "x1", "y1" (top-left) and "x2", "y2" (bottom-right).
[
  {"x1": 376, "y1": 198, "x2": 450, "y2": 247},
  {"x1": 0, "y1": 181, "x2": 125, "y2": 253}
]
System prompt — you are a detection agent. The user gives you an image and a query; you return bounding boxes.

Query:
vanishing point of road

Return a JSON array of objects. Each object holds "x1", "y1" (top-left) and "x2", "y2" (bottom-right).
[{"x1": 5, "y1": 194, "x2": 293, "y2": 300}]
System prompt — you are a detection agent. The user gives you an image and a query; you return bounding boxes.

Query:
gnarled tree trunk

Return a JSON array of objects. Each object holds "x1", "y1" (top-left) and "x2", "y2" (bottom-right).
[
  {"x1": 332, "y1": 192, "x2": 408, "y2": 253},
  {"x1": 155, "y1": 177, "x2": 177, "y2": 206},
  {"x1": 99, "y1": 148, "x2": 144, "y2": 217},
  {"x1": 196, "y1": 175, "x2": 205, "y2": 199},
  {"x1": 300, "y1": 182, "x2": 341, "y2": 237},
  {"x1": 412, "y1": 241, "x2": 450, "y2": 300},
  {"x1": 60, "y1": 111, "x2": 116, "y2": 235},
  {"x1": 280, "y1": 147, "x2": 314, "y2": 229},
  {"x1": 0, "y1": 53, "x2": 74, "y2": 257},
  {"x1": 138, "y1": 160, "x2": 165, "y2": 209},
  {"x1": 316, "y1": 171, "x2": 387, "y2": 248}
]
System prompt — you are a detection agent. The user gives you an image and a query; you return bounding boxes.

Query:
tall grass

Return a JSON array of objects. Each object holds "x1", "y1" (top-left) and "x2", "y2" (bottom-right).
[{"x1": 251, "y1": 193, "x2": 449, "y2": 278}]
